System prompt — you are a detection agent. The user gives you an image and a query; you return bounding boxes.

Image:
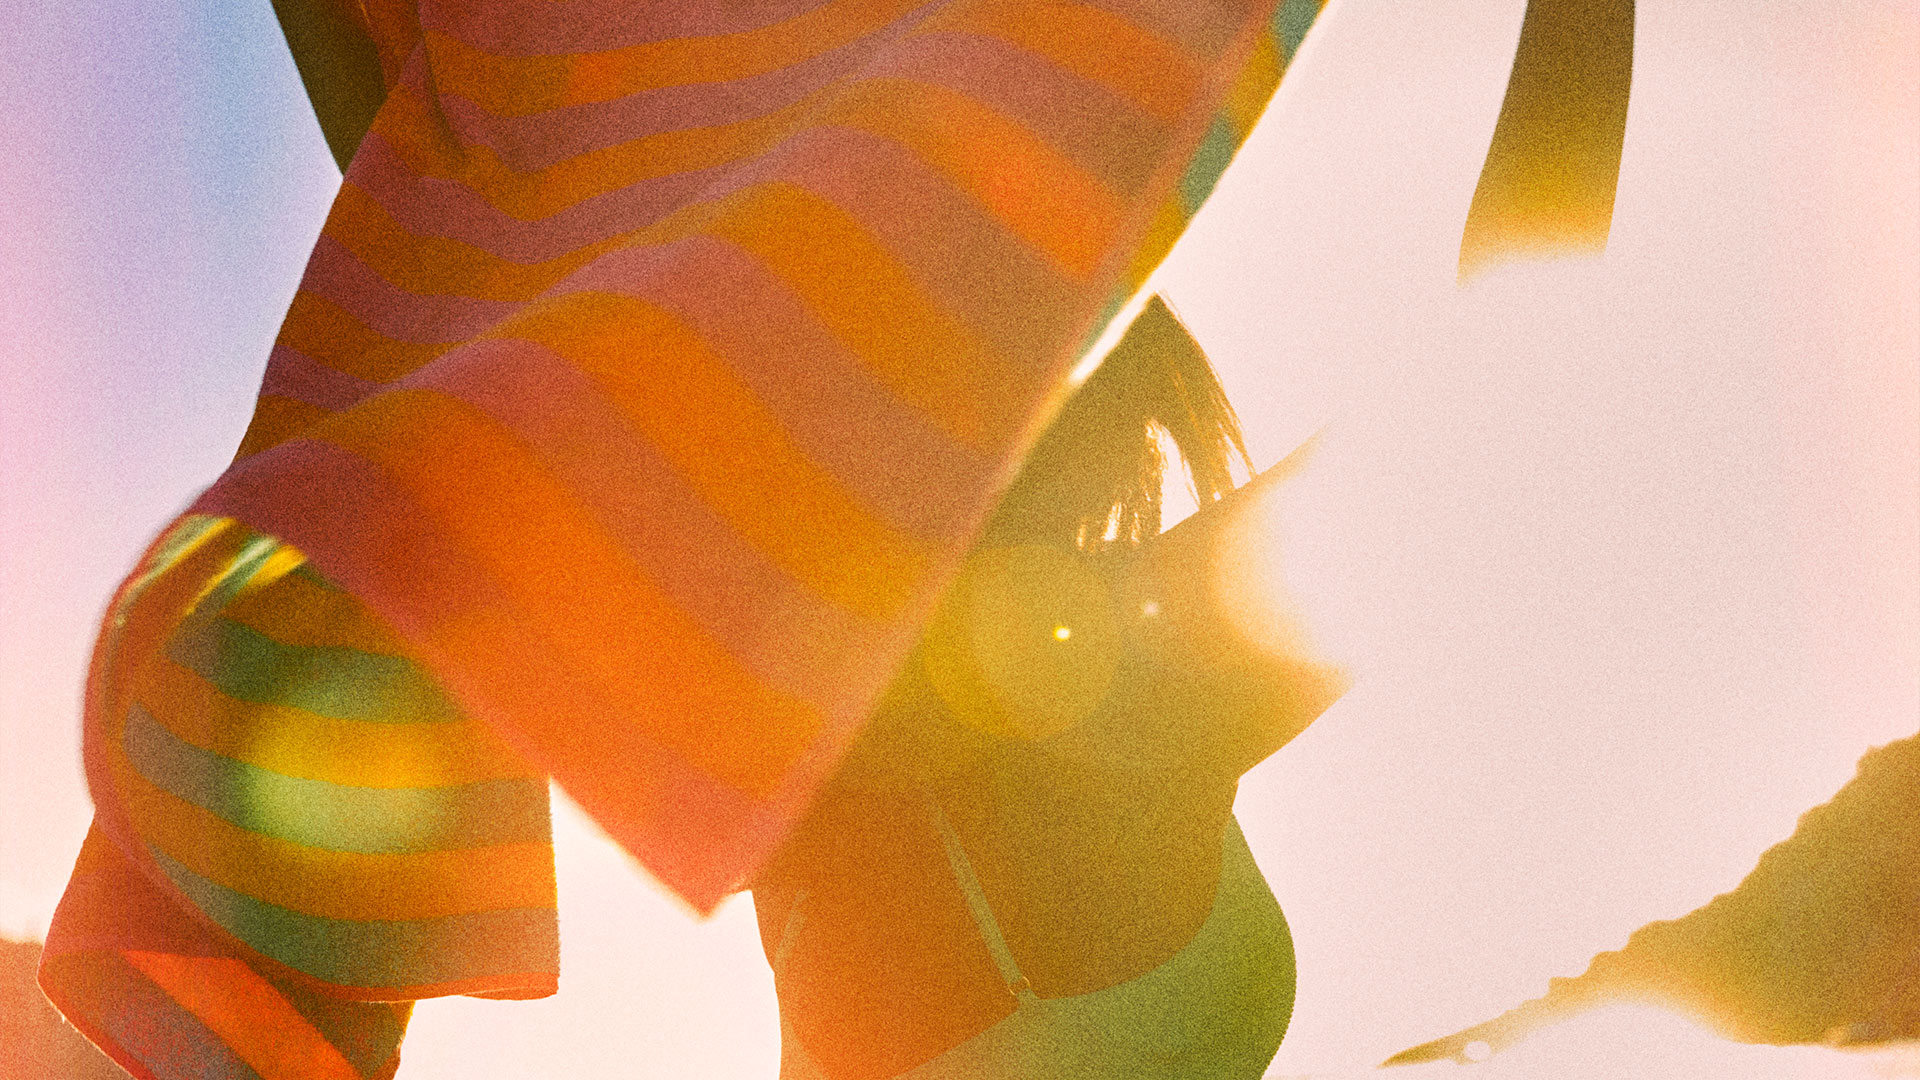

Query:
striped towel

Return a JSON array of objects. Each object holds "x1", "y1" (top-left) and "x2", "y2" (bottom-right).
[
  {"x1": 41, "y1": 0, "x2": 1334, "y2": 1076},
  {"x1": 219, "y1": 0, "x2": 1328, "y2": 910}
]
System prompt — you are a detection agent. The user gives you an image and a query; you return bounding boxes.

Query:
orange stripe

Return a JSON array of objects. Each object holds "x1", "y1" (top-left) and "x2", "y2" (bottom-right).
[
  {"x1": 234, "y1": 396, "x2": 337, "y2": 461},
  {"x1": 276, "y1": 291, "x2": 448, "y2": 382},
  {"x1": 422, "y1": 0, "x2": 926, "y2": 117},
  {"x1": 924, "y1": 0, "x2": 1201, "y2": 124},
  {"x1": 501, "y1": 289, "x2": 936, "y2": 608},
  {"x1": 363, "y1": 82, "x2": 468, "y2": 180},
  {"x1": 825, "y1": 78, "x2": 1124, "y2": 279},
  {"x1": 313, "y1": 390, "x2": 826, "y2": 794},
  {"x1": 116, "y1": 756, "x2": 556, "y2": 920},
  {"x1": 122, "y1": 951, "x2": 364, "y2": 1080},
  {"x1": 698, "y1": 182, "x2": 1025, "y2": 451},
  {"x1": 324, "y1": 184, "x2": 620, "y2": 303},
  {"x1": 1221, "y1": 30, "x2": 1283, "y2": 136},
  {"x1": 132, "y1": 657, "x2": 538, "y2": 788},
  {"x1": 380, "y1": 97, "x2": 813, "y2": 223}
]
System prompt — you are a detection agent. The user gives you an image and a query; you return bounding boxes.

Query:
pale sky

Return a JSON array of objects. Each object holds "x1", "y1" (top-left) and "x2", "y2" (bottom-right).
[{"x1": 2, "y1": 1, "x2": 1915, "y2": 1078}]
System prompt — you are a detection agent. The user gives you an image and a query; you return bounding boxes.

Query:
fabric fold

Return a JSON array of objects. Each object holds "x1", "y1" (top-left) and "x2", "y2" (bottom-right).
[{"x1": 43, "y1": 518, "x2": 552, "y2": 1080}]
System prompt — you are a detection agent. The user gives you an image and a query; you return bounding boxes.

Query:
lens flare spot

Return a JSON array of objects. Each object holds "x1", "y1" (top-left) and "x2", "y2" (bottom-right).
[{"x1": 922, "y1": 545, "x2": 1121, "y2": 740}]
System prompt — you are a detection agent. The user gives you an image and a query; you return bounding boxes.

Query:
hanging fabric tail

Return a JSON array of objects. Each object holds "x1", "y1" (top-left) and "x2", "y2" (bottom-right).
[
  {"x1": 1458, "y1": 0, "x2": 1634, "y2": 280},
  {"x1": 42, "y1": 1, "x2": 1336, "y2": 1077}
]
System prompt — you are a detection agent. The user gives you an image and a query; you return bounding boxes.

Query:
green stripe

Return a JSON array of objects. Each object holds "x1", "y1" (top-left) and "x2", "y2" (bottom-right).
[
  {"x1": 288, "y1": 560, "x2": 346, "y2": 592},
  {"x1": 1178, "y1": 115, "x2": 1241, "y2": 215},
  {"x1": 167, "y1": 615, "x2": 463, "y2": 723},
  {"x1": 125, "y1": 705, "x2": 550, "y2": 854},
  {"x1": 268, "y1": 971, "x2": 412, "y2": 1078},
  {"x1": 1272, "y1": 0, "x2": 1321, "y2": 63},
  {"x1": 151, "y1": 847, "x2": 559, "y2": 991},
  {"x1": 113, "y1": 515, "x2": 234, "y2": 623}
]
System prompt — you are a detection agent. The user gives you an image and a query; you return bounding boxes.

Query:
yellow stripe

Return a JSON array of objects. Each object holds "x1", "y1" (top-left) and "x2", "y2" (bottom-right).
[
  {"x1": 103, "y1": 522, "x2": 258, "y2": 749},
  {"x1": 117, "y1": 755, "x2": 555, "y2": 921},
  {"x1": 219, "y1": 563, "x2": 412, "y2": 655},
  {"x1": 133, "y1": 657, "x2": 538, "y2": 788},
  {"x1": 1123, "y1": 195, "x2": 1188, "y2": 290},
  {"x1": 1221, "y1": 30, "x2": 1282, "y2": 136}
]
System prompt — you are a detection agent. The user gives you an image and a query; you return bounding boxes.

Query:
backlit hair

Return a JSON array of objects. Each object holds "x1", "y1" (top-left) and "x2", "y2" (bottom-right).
[{"x1": 981, "y1": 296, "x2": 1252, "y2": 551}]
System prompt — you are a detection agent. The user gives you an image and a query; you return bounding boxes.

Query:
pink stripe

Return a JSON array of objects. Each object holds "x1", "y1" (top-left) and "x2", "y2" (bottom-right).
[
  {"x1": 405, "y1": 338, "x2": 899, "y2": 706},
  {"x1": 558, "y1": 236, "x2": 993, "y2": 537},
  {"x1": 350, "y1": 134, "x2": 722, "y2": 259},
  {"x1": 345, "y1": 119, "x2": 1082, "y2": 371},
  {"x1": 193, "y1": 438, "x2": 772, "y2": 911},
  {"x1": 429, "y1": 13, "x2": 919, "y2": 172},
  {"x1": 419, "y1": 0, "x2": 834, "y2": 57},
  {"x1": 1092, "y1": 0, "x2": 1240, "y2": 55},
  {"x1": 301, "y1": 234, "x2": 521, "y2": 340},
  {"x1": 257, "y1": 346, "x2": 381, "y2": 410},
  {"x1": 196, "y1": 441, "x2": 504, "y2": 635},
  {"x1": 768, "y1": 123, "x2": 1083, "y2": 368},
  {"x1": 420, "y1": 0, "x2": 1226, "y2": 69},
  {"x1": 870, "y1": 30, "x2": 1170, "y2": 195},
  {"x1": 42, "y1": 831, "x2": 228, "y2": 963}
]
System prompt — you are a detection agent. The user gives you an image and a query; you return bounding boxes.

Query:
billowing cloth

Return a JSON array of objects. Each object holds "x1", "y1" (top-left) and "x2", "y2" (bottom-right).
[
  {"x1": 43, "y1": 518, "x2": 551, "y2": 1080},
  {"x1": 225, "y1": 0, "x2": 1330, "y2": 912},
  {"x1": 40, "y1": 0, "x2": 1333, "y2": 1077},
  {"x1": 1387, "y1": 731, "x2": 1920, "y2": 1066}
]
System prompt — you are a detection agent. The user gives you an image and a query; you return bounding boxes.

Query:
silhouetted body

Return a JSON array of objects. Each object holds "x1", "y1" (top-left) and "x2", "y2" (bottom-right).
[{"x1": 751, "y1": 300, "x2": 1344, "y2": 1079}]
